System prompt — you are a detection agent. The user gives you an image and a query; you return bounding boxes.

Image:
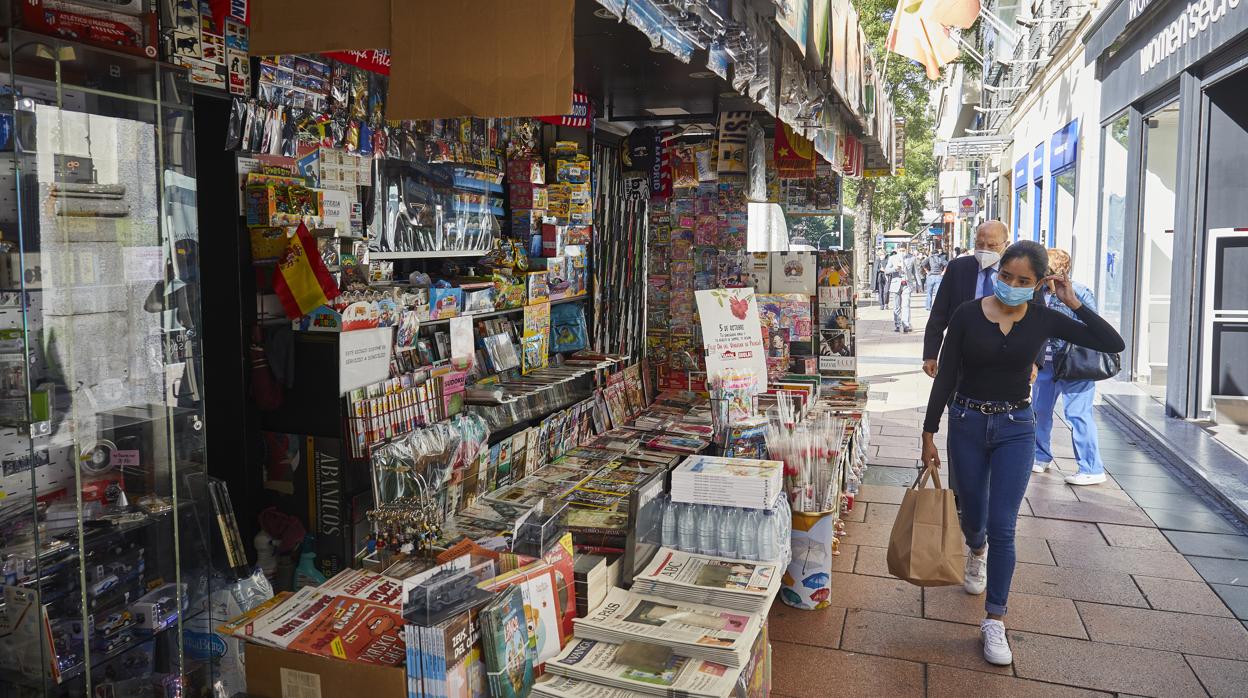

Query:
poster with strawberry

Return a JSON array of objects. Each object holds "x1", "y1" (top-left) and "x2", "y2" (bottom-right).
[{"x1": 695, "y1": 288, "x2": 769, "y2": 390}]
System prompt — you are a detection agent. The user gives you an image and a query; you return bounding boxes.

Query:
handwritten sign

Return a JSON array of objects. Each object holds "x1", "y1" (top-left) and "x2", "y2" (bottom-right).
[{"x1": 339, "y1": 327, "x2": 391, "y2": 394}]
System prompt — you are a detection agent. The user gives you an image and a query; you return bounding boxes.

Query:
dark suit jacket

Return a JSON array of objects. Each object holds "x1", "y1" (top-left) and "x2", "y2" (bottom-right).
[{"x1": 923, "y1": 255, "x2": 1045, "y2": 367}]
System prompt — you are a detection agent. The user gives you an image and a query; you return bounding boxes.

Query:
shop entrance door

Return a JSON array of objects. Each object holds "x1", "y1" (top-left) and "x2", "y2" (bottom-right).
[
  {"x1": 1134, "y1": 102, "x2": 1180, "y2": 404},
  {"x1": 1201, "y1": 228, "x2": 1248, "y2": 421}
]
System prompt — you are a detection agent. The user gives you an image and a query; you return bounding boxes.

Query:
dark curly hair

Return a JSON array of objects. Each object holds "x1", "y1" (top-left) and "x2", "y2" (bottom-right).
[{"x1": 1000, "y1": 240, "x2": 1049, "y2": 280}]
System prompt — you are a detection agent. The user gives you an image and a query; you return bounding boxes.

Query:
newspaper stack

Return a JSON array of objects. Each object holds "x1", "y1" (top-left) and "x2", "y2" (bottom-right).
[
  {"x1": 630, "y1": 548, "x2": 781, "y2": 614},
  {"x1": 573, "y1": 587, "x2": 761, "y2": 667},
  {"x1": 542, "y1": 638, "x2": 742, "y2": 698},
  {"x1": 669, "y1": 455, "x2": 784, "y2": 510}
]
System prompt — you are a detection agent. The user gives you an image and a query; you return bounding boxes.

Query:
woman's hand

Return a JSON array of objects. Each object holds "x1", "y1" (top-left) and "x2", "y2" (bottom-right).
[
  {"x1": 921, "y1": 433, "x2": 941, "y2": 472},
  {"x1": 1043, "y1": 274, "x2": 1081, "y2": 310}
]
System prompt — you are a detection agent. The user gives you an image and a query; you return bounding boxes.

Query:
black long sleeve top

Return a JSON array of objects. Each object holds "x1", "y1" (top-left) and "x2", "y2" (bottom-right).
[{"x1": 923, "y1": 299, "x2": 1126, "y2": 434}]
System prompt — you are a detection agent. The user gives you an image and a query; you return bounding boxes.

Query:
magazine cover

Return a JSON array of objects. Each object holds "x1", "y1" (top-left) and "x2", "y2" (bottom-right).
[
  {"x1": 575, "y1": 588, "x2": 759, "y2": 663},
  {"x1": 546, "y1": 638, "x2": 740, "y2": 698},
  {"x1": 287, "y1": 595, "x2": 406, "y2": 665},
  {"x1": 482, "y1": 586, "x2": 535, "y2": 698}
]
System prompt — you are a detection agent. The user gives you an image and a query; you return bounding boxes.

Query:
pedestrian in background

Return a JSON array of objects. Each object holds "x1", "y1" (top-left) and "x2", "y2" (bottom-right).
[
  {"x1": 875, "y1": 251, "x2": 890, "y2": 309},
  {"x1": 921, "y1": 241, "x2": 1124, "y2": 665},
  {"x1": 923, "y1": 249, "x2": 949, "y2": 311},
  {"x1": 1032, "y1": 248, "x2": 1108, "y2": 485},
  {"x1": 886, "y1": 244, "x2": 921, "y2": 332}
]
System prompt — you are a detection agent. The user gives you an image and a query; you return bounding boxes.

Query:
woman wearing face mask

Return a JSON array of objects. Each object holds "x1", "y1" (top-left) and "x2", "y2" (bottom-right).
[{"x1": 920, "y1": 241, "x2": 1124, "y2": 666}]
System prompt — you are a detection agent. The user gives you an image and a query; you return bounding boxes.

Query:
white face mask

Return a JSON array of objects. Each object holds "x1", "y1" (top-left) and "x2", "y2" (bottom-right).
[{"x1": 974, "y1": 249, "x2": 1001, "y2": 270}]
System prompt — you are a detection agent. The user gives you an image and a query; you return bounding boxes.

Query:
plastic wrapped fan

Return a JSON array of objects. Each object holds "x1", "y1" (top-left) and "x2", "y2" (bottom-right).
[
  {"x1": 224, "y1": 98, "x2": 244, "y2": 150},
  {"x1": 747, "y1": 119, "x2": 767, "y2": 202}
]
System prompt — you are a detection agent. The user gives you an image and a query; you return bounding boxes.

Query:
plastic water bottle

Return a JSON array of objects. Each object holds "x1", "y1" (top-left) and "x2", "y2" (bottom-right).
[
  {"x1": 717, "y1": 508, "x2": 739, "y2": 559},
  {"x1": 677, "y1": 502, "x2": 698, "y2": 553},
  {"x1": 759, "y1": 510, "x2": 779, "y2": 561},
  {"x1": 738, "y1": 509, "x2": 760, "y2": 560},
  {"x1": 698, "y1": 506, "x2": 720, "y2": 557},
  {"x1": 661, "y1": 495, "x2": 679, "y2": 548}
]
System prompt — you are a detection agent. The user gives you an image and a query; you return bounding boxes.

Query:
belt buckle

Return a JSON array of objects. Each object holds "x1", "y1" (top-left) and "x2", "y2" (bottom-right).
[{"x1": 981, "y1": 402, "x2": 1004, "y2": 415}]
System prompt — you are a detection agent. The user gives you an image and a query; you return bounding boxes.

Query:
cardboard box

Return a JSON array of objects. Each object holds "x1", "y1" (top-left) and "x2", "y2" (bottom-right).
[
  {"x1": 20, "y1": 0, "x2": 158, "y2": 59},
  {"x1": 243, "y1": 642, "x2": 405, "y2": 698}
]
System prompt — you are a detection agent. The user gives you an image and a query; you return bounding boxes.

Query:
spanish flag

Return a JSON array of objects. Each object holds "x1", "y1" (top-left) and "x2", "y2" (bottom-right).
[{"x1": 273, "y1": 222, "x2": 340, "y2": 319}]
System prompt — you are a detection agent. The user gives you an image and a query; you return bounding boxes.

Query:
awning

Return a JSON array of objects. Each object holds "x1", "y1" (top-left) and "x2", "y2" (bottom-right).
[
  {"x1": 1031, "y1": 143, "x2": 1045, "y2": 182},
  {"x1": 945, "y1": 135, "x2": 1012, "y2": 158},
  {"x1": 1014, "y1": 156, "x2": 1028, "y2": 189},
  {"x1": 1049, "y1": 119, "x2": 1080, "y2": 173}
]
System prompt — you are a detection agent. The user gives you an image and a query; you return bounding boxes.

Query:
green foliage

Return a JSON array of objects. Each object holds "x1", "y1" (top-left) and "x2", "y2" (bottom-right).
[{"x1": 850, "y1": 0, "x2": 940, "y2": 235}]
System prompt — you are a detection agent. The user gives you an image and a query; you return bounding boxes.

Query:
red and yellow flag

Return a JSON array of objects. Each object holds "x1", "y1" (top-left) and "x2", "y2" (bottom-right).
[{"x1": 273, "y1": 222, "x2": 340, "y2": 319}]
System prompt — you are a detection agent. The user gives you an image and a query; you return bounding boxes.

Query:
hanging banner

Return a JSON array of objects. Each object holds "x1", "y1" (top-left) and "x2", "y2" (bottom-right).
[
  {"x1": 210, "y1": 0, "x2": 249, "y2": 28},
  {"x1": 717, "y1": 111, "x2": 752, "y2": 175},
  {"x1": 322, "y1": 49, "x2": 391, "y2": 75},
  {"x1": 652, "y1": 128, "x2": 671, "y2": 199},
  {"x1": 775, "y1": 0, "x2": 811, "y2": 56},
  {"x1": 538, "y1": 91, "x2": 592, "y2": 128},
  {"x1": 695, "y1": 288, "x2": 768, "y2": 389},
  {"x1": 775, "y1": 123, "x2": 817, "y2": 179}
]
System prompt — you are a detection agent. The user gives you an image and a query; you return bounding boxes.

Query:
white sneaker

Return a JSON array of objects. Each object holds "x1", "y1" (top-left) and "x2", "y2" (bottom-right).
[
  {"x1": 980, "y1": 619, "x2": 1013, "y2": 665},
  {"x1": 964, "y1": 547, "x2": 987, "y2": 595},
  {"x1": 1032, "y1": 461, "x2": 1051, "y2": 474},
  {"x1": 1065, "y1": 472, "x2": 1107, "y2": 486}
]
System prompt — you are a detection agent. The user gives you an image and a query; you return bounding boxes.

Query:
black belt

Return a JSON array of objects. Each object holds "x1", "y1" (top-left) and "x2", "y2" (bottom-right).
[{"x1": 953, "y1": 394, "x2": 1031, "y2": 415}]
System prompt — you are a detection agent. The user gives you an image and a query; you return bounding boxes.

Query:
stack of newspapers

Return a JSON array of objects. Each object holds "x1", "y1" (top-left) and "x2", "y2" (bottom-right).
[
  {"x1": 630, "y1": 548, "x2": 782, "y2": 614},
  {"x1": 669, "y1": 455, "x2": 784, "y2": 510},
  {"x1": 572, "y1": 587, "x2": 760, "y2": 667},
  {"x1": 538, "y1": 638, "x2": 741, "y2": 698}
]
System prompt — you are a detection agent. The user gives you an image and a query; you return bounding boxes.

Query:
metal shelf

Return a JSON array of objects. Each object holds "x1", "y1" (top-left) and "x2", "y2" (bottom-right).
[
  {"x1": 421, "y1": 295, "x2": 588, "y2": 328},
  {"x1": 368, "y1": 249, "x2": 492, "y2": 260}
]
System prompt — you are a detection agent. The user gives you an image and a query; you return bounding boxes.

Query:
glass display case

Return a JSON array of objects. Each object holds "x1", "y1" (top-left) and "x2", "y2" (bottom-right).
[{"x1": 0, "y1": 31, "x2": 214, "y2": 697}]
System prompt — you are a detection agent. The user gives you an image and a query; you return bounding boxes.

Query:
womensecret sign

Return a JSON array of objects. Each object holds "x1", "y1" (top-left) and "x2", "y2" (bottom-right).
[{"x1": 1140, "y1": 0, "x2": 1242, "y2": 74}]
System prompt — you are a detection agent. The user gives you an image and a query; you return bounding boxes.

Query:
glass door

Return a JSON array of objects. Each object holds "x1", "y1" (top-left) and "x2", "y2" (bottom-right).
[
  {"x1": 1033, "y1": 180, "x2": 1044, "y2": 242},
  {"x1": 1135, "y1": 102, "x2": 1181, "y2": 403},
  {"x1": 1099, "y1": 113, "x2": 1130, "y2": 333},
  {"x1": 1049, "y1": 169, "x2": 1075, "y2": 249}
]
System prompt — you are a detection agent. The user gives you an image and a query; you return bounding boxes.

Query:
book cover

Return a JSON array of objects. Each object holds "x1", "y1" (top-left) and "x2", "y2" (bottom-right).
[{"x1": 482, "y1": 586, "x2": 534, "y2": 698}]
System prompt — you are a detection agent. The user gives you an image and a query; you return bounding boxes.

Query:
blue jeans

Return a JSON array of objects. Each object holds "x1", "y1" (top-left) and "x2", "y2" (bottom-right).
[
  {"x1": 925, "y1": 274, "x2": 943, "y2": 310},
  {"x1": 947, "y1": 399, "x2": 1036, "y2": 616},
  {"x1": 1032, "y1": 361, "x2": 1105, "y2": 475}
]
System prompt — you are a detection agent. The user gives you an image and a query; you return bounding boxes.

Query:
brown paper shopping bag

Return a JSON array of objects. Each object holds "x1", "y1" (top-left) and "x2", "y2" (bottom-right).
[{"x1": 886, "y1": 466, "x2": 965, "y2": 586}]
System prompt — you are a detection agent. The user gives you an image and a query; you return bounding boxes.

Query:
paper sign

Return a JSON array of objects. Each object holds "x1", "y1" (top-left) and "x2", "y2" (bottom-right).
[
  {"x1": 695, "y1": 288, "x2": 768, "y2": 387},
  {"x1": 449, "y1": 316, "x2": 474, "y2": 369},
  {"x1": 318, "y1": 188, "x2": 353, "y2": 234},
  {"x1": 339, "y1": 327, "x2": 391, "y2": 394}
]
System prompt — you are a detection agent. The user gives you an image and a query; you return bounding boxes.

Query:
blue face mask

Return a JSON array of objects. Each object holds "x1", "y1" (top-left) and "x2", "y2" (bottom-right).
[{"x1": 994, "y1": 278, "x2": 1035, "y2": 306}]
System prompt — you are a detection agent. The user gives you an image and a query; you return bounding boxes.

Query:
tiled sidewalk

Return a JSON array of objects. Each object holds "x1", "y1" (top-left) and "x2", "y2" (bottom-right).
[{"x1": 767, "y1": 296, "x2": 1248, "y2": 697}]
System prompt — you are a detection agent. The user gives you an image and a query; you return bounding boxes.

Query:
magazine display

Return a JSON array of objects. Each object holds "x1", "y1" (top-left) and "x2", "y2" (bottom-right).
[
  {"x1": 481, "y1": 586, "x2": 534, "y2": 698},
  {"x1": 545, "y1": 637, "x2": 741, "y2": 698},
  {"x1": 631, "y1": 548, "x2": 781, "y2": 613},
  {"x1": 573, "y1": 587, "x2": 760, "y2": 667},
  {"x1": 670, "y1": 455, "x2": 784, "y2": 510}
]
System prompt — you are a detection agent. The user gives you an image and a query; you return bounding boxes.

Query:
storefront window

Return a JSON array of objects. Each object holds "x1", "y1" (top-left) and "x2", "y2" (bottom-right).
[
  {"x1": 1015, "y1": 186, "x2": 1029, "y2": 240},
  {"x1": 1050, "y1": 171, "x2": 1075, "y2": 248},
  {"x1": 1100, "y1": 114, "x2": 1130, "y2": 333},
  {"x1": 1136, "y1": 103, "x2": 1181, "y2": 403}
]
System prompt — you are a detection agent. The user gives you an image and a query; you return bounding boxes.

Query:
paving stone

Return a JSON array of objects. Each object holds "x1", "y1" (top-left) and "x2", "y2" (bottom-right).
[
  {"x1": 842, "y1": 502, "x2": 866, "y2": 522},
  {"x1": 1146, "y1": 508, "x2": 1242, "y2": 535},
  {"x1": 1010, "y1": 631, "x2": 1205, "y2": 695},
  {"x1": 1028, "y1": 499, "x2": 1154, "y2": 526},
  {"x1": 852, "y1": 544, "x2": 892, "y2": 578},
  {"x1": 1095, "y1": 446, "x2": 1173, "y2": 465},
  {"x1": 828, "y1": 572, "x2": 923, "y2": 617},
  {"x1": 875, "y1": 445, "x2": 921, "y2": 460},
  {"x1": 832, "y1": 543, "x2": 857, "y2": 573},
  {"x1": 1074, "y1": 601, "x2": 1248, "y2": 660},
  {"x1": 1026, "y1": 478, "x2": 1081, "y2": 501},
  {"x1": 1097, "y1": 523, "x2": 1175, "y2": 551},
  {"x1": 864, "y1": 502, "x2": 900, "y2": 526},
  {"x1": 923, "y1": 586, "x2": 1086, "y2": 638},
  {"x1": 770, "y1": 641, "x2": 925, "y2": 698},
  {"x1": 842, "y1": 521, "x2": 896, "y2": 548},
  {"x1": 1072, "y1": 487, "x2": 1137, "y2": 507},
  {"x1": 858, "y1": 484, "x2": 905, "y2": 504},
  {"x1": 1111, "y1": 473, "x2": 1192, "y2": 494},
  {"x1": 1121, "y1": 489, "x2": 1211, "y2": 511},
  {"x1": 862, "y1": 465, "x2": 919, "y2": 486},
  {"x1": 839, "y1": 609, "x2": 1011, "y2": 674},
  {"x1": 926, "y1": 665, "x2": 1110, "y2": 698},
  {"x1": 1212, "y1": 584, "x2": 1248, "y2": 620},
  {"x1": 1101, "y1": 458, "x2": 1173, "y2": 477},
  {"x1": 1185, "y1": 655, "x2": 1248, "y2": 698},
  {"x1": 1009, "y1": 563, "x2": 1148, "y2": 606},
  {"x1": 1018, "y1": 498, "x2": 1034, "y2": 516},
  {"x1": 1048, "y1": 540, "x2": 1201, "y2": 580},
  {"x1": 1132, "y1": 576, "x2": 1234, "y2": 617},
  {"x1": 1164, "y1": 531, "x2": 1248, "y2": 560},
  {"x1": 767, "y1": 603, "x2": 846, "y2": 649},
  {"x1": 1187, "y1": 555, "x2": 1248, "y2": 585},
  {"x1": 1014, "y1": 516, "x2": 1104, "y2": 543},
  {"x1": 868, "y1": 455, "x2": 922, "y2": 469}
]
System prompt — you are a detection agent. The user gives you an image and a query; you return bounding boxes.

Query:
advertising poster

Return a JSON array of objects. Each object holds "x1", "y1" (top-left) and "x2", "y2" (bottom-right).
[{"x1": 695, "y1": 288, "x2": 768, "y2": 387}]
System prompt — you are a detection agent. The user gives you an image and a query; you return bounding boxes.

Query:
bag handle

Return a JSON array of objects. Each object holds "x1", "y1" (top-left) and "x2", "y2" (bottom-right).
[{"x1": 913, "y1": 464, "x2": 944, "y2": 490}]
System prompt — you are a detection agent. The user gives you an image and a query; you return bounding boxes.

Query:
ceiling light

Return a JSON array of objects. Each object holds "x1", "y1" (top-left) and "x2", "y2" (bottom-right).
[
  {"x1": 689, "y1": 71, "x2": 717, "y2": 79},
  {"x1": 645, "y1": 107, "x2": 691, "y2": 116}
]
